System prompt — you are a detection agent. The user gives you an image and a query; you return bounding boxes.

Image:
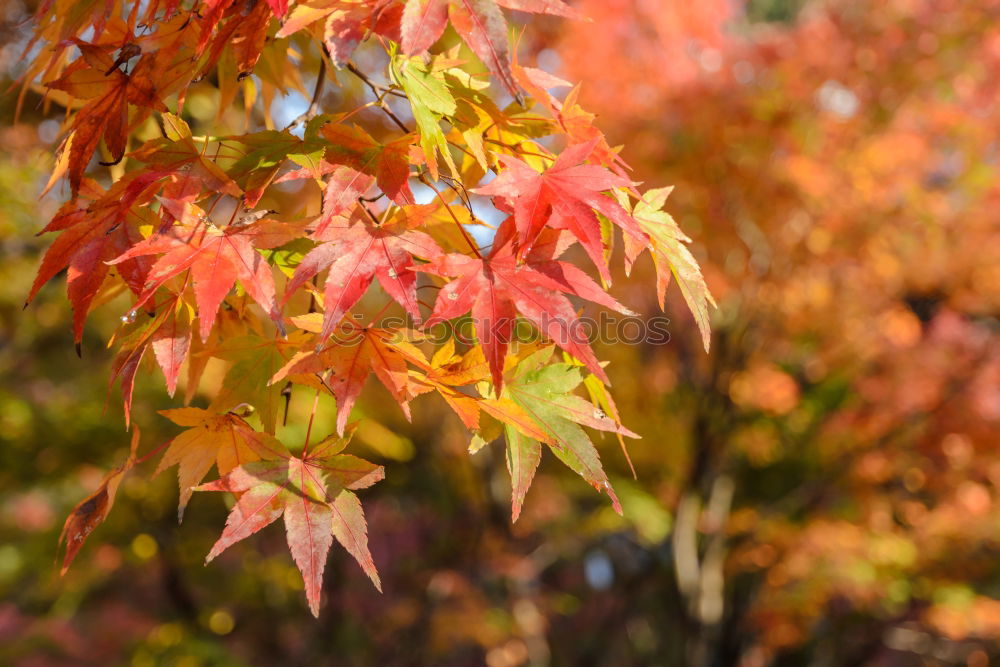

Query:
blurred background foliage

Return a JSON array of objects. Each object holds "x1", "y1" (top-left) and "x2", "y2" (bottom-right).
[{"x1": 2, "y1": 0, "x2": 1000, "y2": 665}]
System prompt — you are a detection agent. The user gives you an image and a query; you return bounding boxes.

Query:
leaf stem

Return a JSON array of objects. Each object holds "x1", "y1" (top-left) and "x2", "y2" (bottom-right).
[
  {"x1": 358, "y1": 200, "x2": 383, "y2": 227},
  {"x1": 133, "y1": 436, "x2": 172, "y2": 467},
  {"x1": 302, "y1": 388, "x2": 322, "y2": 456},
  {"x1": 484, "y1": 137, "x2": 554, "y2": 163},
  {"x1": 418, "y1": 173, "x2": 483, "y2": 259}
]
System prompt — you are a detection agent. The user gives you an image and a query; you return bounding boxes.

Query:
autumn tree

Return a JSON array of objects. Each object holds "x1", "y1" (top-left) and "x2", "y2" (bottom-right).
[{"x1": 17, "y1": 0, "x2": 711, "y2": 618}]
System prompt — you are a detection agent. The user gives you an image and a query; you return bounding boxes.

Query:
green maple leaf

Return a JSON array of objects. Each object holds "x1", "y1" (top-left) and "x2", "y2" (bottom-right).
[
  {"x1": 395, "y1": 55, "x2": 458, "y2": 180},
  {"x1": 499, "y1": 349, "x2": 638, "y2": 521}
]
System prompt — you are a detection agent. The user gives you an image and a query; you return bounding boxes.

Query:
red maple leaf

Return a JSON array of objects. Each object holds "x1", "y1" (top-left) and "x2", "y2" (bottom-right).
[
  {"x1": 321, "y1": 123, "x2": 416, "y2": 206},
  {"x1": 474, "y1": 139, "x2": 648, "y2": 284},
  {"x1": 284, "y1": 217, "x2": 442, "y2": 341},
  {"x1": 58, "y1": 429, "x2": 140, "y2": 574},
  {"x1": 46, "y1": 42, "x2": 166, "y2": 193},
  {"x1": 416, "y1": 222, "x2": 635, "y2": 391},
  {"x1": 150, "y1": 293, "x2": 194, "y2": 397},
  {"x1": 279, "y1": 123, "x2": 416, "y2": 208},
  {"x1": 108, "y1": 291, "x2": 192, "y2": 425},
  {"x1": 271, "y1": 321, "x2": 427, "y2": 435},
  {"x1": 195, "y1": 433, "x2": 383, "y2": 616},
  {"x1": 400, "y1": 0, "x2": 582, "y2": 99},
  {"x1": 109, "y1": 198, "x2": 284, "y2": 342},
  {"x1": 27, "y1": 173, "x2": 163, "y2": 345}
]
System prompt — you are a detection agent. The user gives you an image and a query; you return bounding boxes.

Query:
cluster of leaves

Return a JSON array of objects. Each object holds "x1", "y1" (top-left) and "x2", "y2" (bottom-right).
[{"x1": 21, "y1": 0, "x2": 711, "y2": 615}]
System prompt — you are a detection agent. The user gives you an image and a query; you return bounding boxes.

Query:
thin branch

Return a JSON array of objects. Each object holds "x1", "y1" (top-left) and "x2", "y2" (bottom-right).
[
  {"x1": 439, "y1": 174, "x2": 474, "y2": 210},
  {"x1": 484, "y1": 137, "x2": 554, "y2": 163},
  {"x1": 345, "y1": 61, "x2": 411, "y2": 133},
  {"x1": 284, "y1": 57, "x2": 327, "y2": 131},
  {"x1": 418, "y1": 173, "x2": 483, "y2": 259}
]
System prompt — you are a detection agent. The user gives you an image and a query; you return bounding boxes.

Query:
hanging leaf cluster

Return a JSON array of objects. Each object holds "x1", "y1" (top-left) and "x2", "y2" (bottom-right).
[{"x1": 22, "y1": 0, "x2": 713, "y2": 616}]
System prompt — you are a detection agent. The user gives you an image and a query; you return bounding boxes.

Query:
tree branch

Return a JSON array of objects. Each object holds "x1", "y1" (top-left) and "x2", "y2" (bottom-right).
[
  {"x1": 284, "y1": 57, "x2": 328, "y2": 131},
  {"x1": 345, "y1": 61, "x2": 411, "y2": 134}
]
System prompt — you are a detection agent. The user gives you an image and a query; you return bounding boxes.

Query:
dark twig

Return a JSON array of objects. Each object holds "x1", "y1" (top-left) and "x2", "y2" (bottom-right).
[
  {"x1": 284, "y1": 57, "x2": 327, "y2": 130},
  {"x1": 418, "y1": 173, "x2": 482, "y2": 259},
  {"x1": 345, "y1": 61, "x2": 411, "y2": 133}
]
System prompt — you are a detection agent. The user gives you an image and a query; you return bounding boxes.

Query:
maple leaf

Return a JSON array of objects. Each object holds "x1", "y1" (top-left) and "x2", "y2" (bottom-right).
[
  {"x1": 502, "y1": 426, "x2": 541, "y2": 522},
  {"x1": 27, "y1": 173, "x2": 162, "y2": 345},
  {"x1": 276, "y1": 0, "x2": 401, "y2": 64},
  {"x1": 498, "y1": 349, "x2": 637, "y2": 520},
  {"x1": 151, "y1": 294, "x2": 194, "y2": 397},
  {"x1": 575, "y1": 353, "x2": 637, "y2": 478},
  {"x1": 494, "y1": 0, "x2": 584, "y2": 19},
  {"x1": 230, "y1": 0, "x2": 275, "y2": 78},
  {"x1": 197, "y1": 0, "x2": 281, "y2": 72},
  {"x1": 320, "y1": 122, "x2": 416, "y2": 205},
  {"x1": 396, "y1": 56, "x2": 459, "y2": 180},
  {"x1": 510, "y1": 63, "x2": 630, "y2": 179},
  {"x1": 110, "y1": 296, "x2": 195, "y2": 425},
  {"x1": 474, "y1": 139, "x2": 648, "y2": 284},
  {"x1": 109, "y1": 198, "x2": 285, "y2": 342},
  {"x1": 416, "y1": 226, "x2": 635, "y2": 391},
  {"x1": 58, "y1": 428, "x2": 141, "y2": 574},
  {"x1": 401, "y1": 0, "x2": 451, "y2": 54},
  {"x1": 197, "y1": 0, "x2": 241, "y2": 52},
  {"x1": 448, "y1": 0, "x2": 521, "y2": 101},
  {"x1": 219, "y1": 130, "x2": 321, "y2": 207},
  {"x1": 407, "y1": 338, "x2": 488, "y2": 429},
  {"x1": 265, "y1": 0, "x2": 288, "y2": 18},
  {"x1": 195, "y1": 430, "x2": 384, "y2": 616},
  {"x1": 273, "y1": 159, "x2": 377, "y2": 230},
  {"x1": 284, "y1": 217, "x2": 442, "y2": 341},
  {"x1": 399, "y1": 0, "x2": 523, "y2": 100},
  {"x1": 155, "y1": 407, "x2": 284, "y2": 519},
  {"x1": 46, "y1": 42, "x2": 166, "y2": 193},
  {"x1": 276, "y1": 1, "x2": 339, "y2": 40},
  {"x1": 624, "y1": 187, "x2": 716, "y2": 352},
  {"x1": 272, "y1": 319, "x2": 426, "y2": 435},
  {"x1": 314, "y1": 167, "x2": 377, "y2": 236},
  {"x1": 408, "y1": 339, "x2": 556, "y2": 440},
  {"x1": 109, "y1": 324, "x2": 155, "y2": 427},
  {"x1": 399, "y1": 0, "x2": 582, "y2": 99}
]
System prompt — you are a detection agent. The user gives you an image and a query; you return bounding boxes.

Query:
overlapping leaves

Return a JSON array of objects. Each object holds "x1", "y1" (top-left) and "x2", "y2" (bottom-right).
[{"x1": 26, "y1": 0, "x2": 714, "y2": 617}]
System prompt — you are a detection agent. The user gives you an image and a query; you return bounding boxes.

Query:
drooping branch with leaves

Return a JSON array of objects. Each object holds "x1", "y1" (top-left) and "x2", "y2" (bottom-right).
[{"x1": 20, "y1": 0, "x2": 712, "y2": 616}]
